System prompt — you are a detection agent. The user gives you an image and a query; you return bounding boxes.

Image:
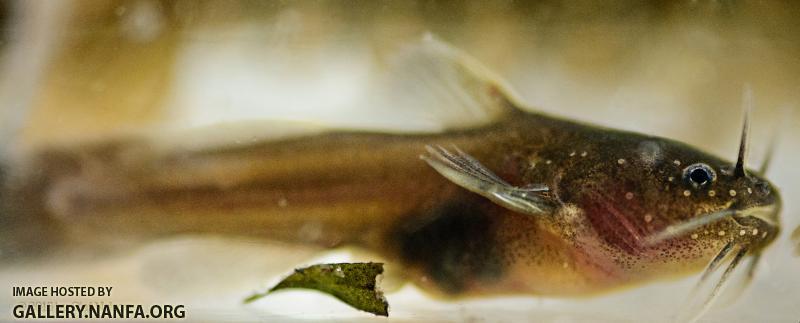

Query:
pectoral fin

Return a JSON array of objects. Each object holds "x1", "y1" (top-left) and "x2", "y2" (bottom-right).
[{"x1": 422, "y1": 145, "x2": 553, "y2": 215}]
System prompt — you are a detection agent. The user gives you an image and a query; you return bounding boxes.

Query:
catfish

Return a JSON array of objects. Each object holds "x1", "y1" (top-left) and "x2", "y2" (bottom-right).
[{"x1": 0, "y1": 36, "x2": 781, "y2": 320}]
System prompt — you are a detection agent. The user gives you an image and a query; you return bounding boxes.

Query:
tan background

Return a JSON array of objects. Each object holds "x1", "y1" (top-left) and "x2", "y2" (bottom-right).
[{"x1": 0, "y1": 1, "x2": 798, "y2": 322}]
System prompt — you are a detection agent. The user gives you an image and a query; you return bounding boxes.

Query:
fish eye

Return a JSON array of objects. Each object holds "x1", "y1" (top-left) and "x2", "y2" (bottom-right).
[{"x1": 684, "y1": 163, "x2": 716, "y2": 187}]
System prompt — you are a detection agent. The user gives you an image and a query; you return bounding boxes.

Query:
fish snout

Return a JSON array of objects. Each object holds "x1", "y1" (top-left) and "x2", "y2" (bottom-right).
[
  {"x1": 754, "y1": 179, "x2": 772, "y2": 196},
  {"x1": 753, "y1": 179, "x2": 781, "y2": 224},
  {"x1": 735, "y1": 177, "x2": 781, "y2": 225}
]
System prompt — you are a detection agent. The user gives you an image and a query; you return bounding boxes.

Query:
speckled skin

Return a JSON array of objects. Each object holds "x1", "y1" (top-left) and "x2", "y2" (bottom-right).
[
  {"x1": 1, "y1": 101, "x2": 781, "y2": 298},
  {"x1": 382, "y1": 106, "x2": 781, "y2": 297}
]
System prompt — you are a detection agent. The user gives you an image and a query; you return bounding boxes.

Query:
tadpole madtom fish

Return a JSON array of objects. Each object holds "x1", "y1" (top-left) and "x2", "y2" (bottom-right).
[{"x1": 0, "y1": 37, "x2": 781, "y2": 319}]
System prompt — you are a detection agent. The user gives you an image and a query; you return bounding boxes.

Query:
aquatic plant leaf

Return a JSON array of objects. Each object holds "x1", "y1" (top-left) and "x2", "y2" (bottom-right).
[{"x1": 244, "y1": 262, "x2": 388, "y2": 316}]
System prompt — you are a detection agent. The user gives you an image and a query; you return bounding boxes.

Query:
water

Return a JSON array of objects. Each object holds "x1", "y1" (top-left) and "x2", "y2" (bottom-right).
[{"x1": 1, "y1": 1, "x2": 798, "y2": 322}]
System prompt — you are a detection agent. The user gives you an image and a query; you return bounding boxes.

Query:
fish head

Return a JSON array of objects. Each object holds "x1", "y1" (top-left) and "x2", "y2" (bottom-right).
[
  {"x1": 555, "y1": 127, "x2": 782, "y2": 292},
  {"x1": 636, "y1": 138, "x2": 782, "y2": 251},
  {"x1": 565, "y1": 127, "x2": 781, "y2": 268}
]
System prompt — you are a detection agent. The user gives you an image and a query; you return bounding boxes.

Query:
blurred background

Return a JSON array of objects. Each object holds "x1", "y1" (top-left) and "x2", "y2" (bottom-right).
[{"x1": 0, "y1": 1, "x2": 798, "y2": 322}]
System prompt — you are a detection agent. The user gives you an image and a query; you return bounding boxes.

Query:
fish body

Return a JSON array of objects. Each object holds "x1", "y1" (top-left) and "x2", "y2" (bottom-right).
[{"x1": 0, "y1": 38, "x2": 781, "y2": 307}]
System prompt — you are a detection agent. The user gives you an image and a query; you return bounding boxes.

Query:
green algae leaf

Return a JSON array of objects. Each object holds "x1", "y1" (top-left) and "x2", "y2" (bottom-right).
[{"x1": 244, "y1": 262, "x2": 388, "y2": 316}]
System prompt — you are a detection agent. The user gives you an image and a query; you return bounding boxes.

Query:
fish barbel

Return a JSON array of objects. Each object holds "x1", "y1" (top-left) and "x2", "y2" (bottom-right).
[{"x1": 0, "y1": 36, "x2": 781, "y2": 317}]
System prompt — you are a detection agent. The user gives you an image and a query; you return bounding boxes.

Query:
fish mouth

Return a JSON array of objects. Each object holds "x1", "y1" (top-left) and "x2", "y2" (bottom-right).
[
  {"x1": 732, "y1": 204, "x2": 780, "y2": 228},
  {"x1": 731, "y1": 203, "x2": 781, "y2": 247},
  {"x1": 731, "y1": 177, "x2": 783, "y2": 231},
  {"x1": 680, "y1": 203, "x2": 782, "y2": 322},
  {"x1": 643, "y1": 203, "x2": 781, "y2": 247}
]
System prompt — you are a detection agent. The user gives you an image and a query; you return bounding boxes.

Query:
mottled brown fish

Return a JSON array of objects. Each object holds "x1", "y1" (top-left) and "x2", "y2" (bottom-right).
[{"x1": 0, "y1": 37, "x2": 781, "y2": 319}]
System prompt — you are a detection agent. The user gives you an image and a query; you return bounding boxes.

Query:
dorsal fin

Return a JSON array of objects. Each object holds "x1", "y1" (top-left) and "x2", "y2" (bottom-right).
[
  {"x1": 150, "y1": 34, "x2": 525, "y2": 152},
  {"x1": 366, "y1": 34, "x2": 524, "y2": 131}
]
